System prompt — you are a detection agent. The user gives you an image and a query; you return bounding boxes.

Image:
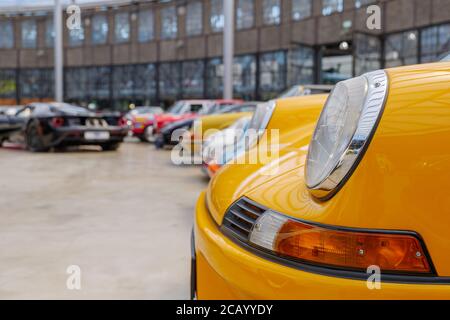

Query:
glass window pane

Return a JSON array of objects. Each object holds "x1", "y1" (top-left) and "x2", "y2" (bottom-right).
[
  {"x1": 355, "y1": 0, "x2": 376, "y2": 9},
  {"x1": 186, "y1": 1, "x2": 203, "y2": 36},
  {"x1": 385, "y1": 30, "x2": 418, "y2": 67},
  {"x1": 259, "y1": 51, "x2": 286, "y2": 100},
  {"x1": 69, "y1": 26, "x2": 85, "y2": 46},
  {"x1": 22, "y1": 19, "x2": 37, "y2": 48},
  {"x1": 134, "y1": 64, "x2": 156, "y2": 102},
  {"x1": 115, "y1": 12, "x2": 130, "y2": 43},
  {"x1": 421, "y1": 24, "x2": 450, "y2": 63},
  {"x1": 288, "y1": 45, "x2": 314, "y2": 86},
  {"x1": 322, "y1": 55, "x2": 353, "y2": 84},
  {"x1": 354, "y1": 33, "x2": 381, "y2": 75},
  {"x1": 206, "y1": 55, "x2": 256, "y2": 99},
  {"x1": 322, "y1": 0, "x2": 344, "y2": 16},
  {"x1": 19, "y1": 69, "x2": 54, "y2": 99},
  {"x1": 263, "y1": 0, "x2": 281, "y2": 25},
  {"x1": 112, "y1": 64, "x2": 157, "y2": 110},
  {"x1": 234, "y1": 55, "x2": 256, "y2": 100},
  {"x1": 92, "y1": 14, "x2": 108, "y2": 45},
  {"x1": 138, "y1": 9, "x2": 154, "y2": 42},
  {"x1": 87, "y1": 66, "x2": 111, "y2": 99},
  {"x1": 65, "y1": 67, "x2": 88, "y2": 101},
  {"x1": 292, "y1": 0, "x2": 312, "y2": 21},
  {"x1": 182, "y1": 60, "x2": 204, "y2": 98},
  {"x1": 0, "y1": 69, "x2": 17, "y2": 102},
  {"x1": 236, "y1": 0, "x2": 254, "y2": 30},
  {"x1": 159, "y1": 62, "x2": 181, "y2": 100},
  {"x1": 206, "y1": 58, "x2": 223, "y2": 98},
  {"x1": 113, "y1": 65, "x2": 134, "y2": 100},
  {"x1": 210, "y1": 0, "x2": 224, "y2": 32},
  {"x1": 45, "y1": 17, "x2": 54, "y2": 47},
  {"x1": 0, "y1": 20, "x2": 14, "y2": 49},
  {"x1": 161, "y1": 6, "x2": 178, "y2": 39}
]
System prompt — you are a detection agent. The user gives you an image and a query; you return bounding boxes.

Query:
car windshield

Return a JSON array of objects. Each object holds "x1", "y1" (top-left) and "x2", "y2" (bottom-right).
[
  {"x1": 133, "y1": 107, "x2": 159, "y2": 115},
  {"x1": 167, "y1": 101, "x2": 186, "y2": 114},
  {"x1": 205, "y1": 104, "x2": 233, "y2": 115}
]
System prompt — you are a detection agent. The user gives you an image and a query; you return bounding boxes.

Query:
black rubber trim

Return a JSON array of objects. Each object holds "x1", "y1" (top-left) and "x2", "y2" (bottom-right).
[
  {"x1": 219, "y1": 197, "x2": 450, "y2": 285},
  {"x1": 190, "y1": 228, "x2": 197, "y2": 300}
]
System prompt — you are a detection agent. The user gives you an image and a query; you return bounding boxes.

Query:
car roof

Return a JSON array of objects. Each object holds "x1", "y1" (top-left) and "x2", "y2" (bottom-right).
[
  {"x1": 179, "y1": 100, "x2": 213, "y2": 104},
  {"x1": 28, "y1": 102, "x2": 78, "y2": 108},
  {"x1": 298, "y1": 84, "x2": 334, "y2": 91}
]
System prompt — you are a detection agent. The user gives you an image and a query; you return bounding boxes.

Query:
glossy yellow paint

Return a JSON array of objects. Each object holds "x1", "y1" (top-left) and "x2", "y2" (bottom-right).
[
  {"x1": 195, "y1": 192, "x2": 450, "y2": 299},
  {"x1": 195, "y1": 62, "x2": 450, "y2": 299}
]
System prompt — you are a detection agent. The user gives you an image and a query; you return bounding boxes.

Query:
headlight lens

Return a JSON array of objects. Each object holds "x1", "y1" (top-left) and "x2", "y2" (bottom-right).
[
  {"x1": 245, "y1": 100, "x2": 276, "y2": 150},
  {"x1": 306, "y1": 70, "x2": 388, "y2": 199}
]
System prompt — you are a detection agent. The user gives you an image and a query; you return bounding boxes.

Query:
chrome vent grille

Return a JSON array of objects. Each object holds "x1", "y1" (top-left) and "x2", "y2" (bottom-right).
[
  {"x1": 85, "y1": 118, "x2": 108, "y2": 128},
  {"x1": 221, "y1": 198, "x2": 266, "y2": 242}
]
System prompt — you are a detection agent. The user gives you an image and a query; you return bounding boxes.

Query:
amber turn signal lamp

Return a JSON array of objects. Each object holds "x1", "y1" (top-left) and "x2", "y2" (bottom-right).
[
  {"x1": 274, "y1": 220, "x2": 431, "y2": 274},
  {"x1": 208, "y1": 162, "x2": 221, "y2": 177}
]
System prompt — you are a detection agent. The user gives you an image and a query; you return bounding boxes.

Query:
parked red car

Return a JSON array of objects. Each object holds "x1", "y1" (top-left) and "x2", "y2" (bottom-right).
[
  {"x1": 143, "y1": 99, "x2": 242, "y2": 142},
  {"x1": 128, "y1": 106, "x2": 163, "y2": 142}
]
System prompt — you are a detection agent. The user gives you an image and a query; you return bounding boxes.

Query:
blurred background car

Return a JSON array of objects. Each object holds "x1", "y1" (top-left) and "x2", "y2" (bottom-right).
[
  {"x1": 155, "y1": 101, "x2": 257, "y2": 149},
  {"x1": 127, "y1": 106, "x2": 163, "y2": 142},
  {"x1": 181, "y1": 102, "x2": 261, "y2": 156},
  {"x1": 201, "y1": 115, "x2": 253, "y2": 178},
  {"x1": 0, "y1": 106, "x2": 23, "y2": 116},
  {"x1": 125, "y1": 106, "x2": 163, "y2": 121},
  {"x1": 148, "y1": 99, "x2": 242, "y2": 144},
  {"x1": 136, "y1": 100, "x2": 210, "y2": 143},
  {"x1": 278, "y1": 84, "x2": 334, "y2": 99},
  {"x1": 0, "y1": 102, "x2": 128, "y2": 152}
]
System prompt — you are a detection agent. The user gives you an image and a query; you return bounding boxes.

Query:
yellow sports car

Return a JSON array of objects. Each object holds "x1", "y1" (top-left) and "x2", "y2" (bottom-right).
[
  {"x1": 186, "y1": 103, "x2": 259, "y2": 156},
  {"x1": 192, "y1": 61, "x2": 450, "y2": 299}
]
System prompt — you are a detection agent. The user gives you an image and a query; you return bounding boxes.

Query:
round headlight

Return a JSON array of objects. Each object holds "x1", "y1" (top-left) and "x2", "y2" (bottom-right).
[
  {"x1": 245, "y1": 100, "x2": 276, "y2": 150},
  {"x1": 306, "y1": 70, "x2": 388, "y2": 199}
]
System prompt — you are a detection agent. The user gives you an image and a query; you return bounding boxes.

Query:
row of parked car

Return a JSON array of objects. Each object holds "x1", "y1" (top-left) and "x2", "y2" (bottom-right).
[
  {"x1": 128, "y1": 85, "x2": 334, "y2": 178},
  {"x1": 185, "y1": 57, "x2": 450, "y2": 299}
]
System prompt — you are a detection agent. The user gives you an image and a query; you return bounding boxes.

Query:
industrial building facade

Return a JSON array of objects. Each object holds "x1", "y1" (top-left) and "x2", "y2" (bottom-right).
[{"x1": 0, "y1": 0, "x2": 449, "y2": 109}]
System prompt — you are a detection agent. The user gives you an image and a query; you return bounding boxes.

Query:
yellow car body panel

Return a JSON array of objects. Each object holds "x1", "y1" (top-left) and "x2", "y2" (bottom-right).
[
  {"x1": 195, "y1": 62, "x2": 450, "y2": 299},
  {"x1": 195, "y1": 192, "x2": 450, "y2": 300}
]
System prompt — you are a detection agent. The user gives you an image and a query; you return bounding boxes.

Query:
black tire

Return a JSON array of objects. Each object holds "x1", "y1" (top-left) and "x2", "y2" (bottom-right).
[
  {"x1": 142, "y1": 126, "x2": 154, "y2": 143},
  {"x1": 54, "y1": 145, "x2": 68, "y2": 152},
  {"x1": 138, "y1": 136, "x2": 147, "y2": 142},
  {"x1": 101, "y1": 142, "x2": 120, "y2": 151},
  {"x1": 26, "y1": 121, "x2": 50, "y2": 152},
  {"x1": 154, "y1": 136, "x2": 164, "y2": 149}
]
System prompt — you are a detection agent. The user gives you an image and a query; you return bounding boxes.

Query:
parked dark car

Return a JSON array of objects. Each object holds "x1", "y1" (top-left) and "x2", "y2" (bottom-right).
[
  {"x1": 154, "y1": 102, "x2": 260, "y2": 149},
  {"x1": 0, "y1": 102, "x2": 128, "y2": 152}
]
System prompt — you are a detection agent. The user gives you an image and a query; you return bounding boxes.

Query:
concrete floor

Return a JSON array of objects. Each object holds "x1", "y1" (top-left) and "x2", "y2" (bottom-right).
[{"x1": 0, "y1": 140, "x2": 208, "y2": 299}]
